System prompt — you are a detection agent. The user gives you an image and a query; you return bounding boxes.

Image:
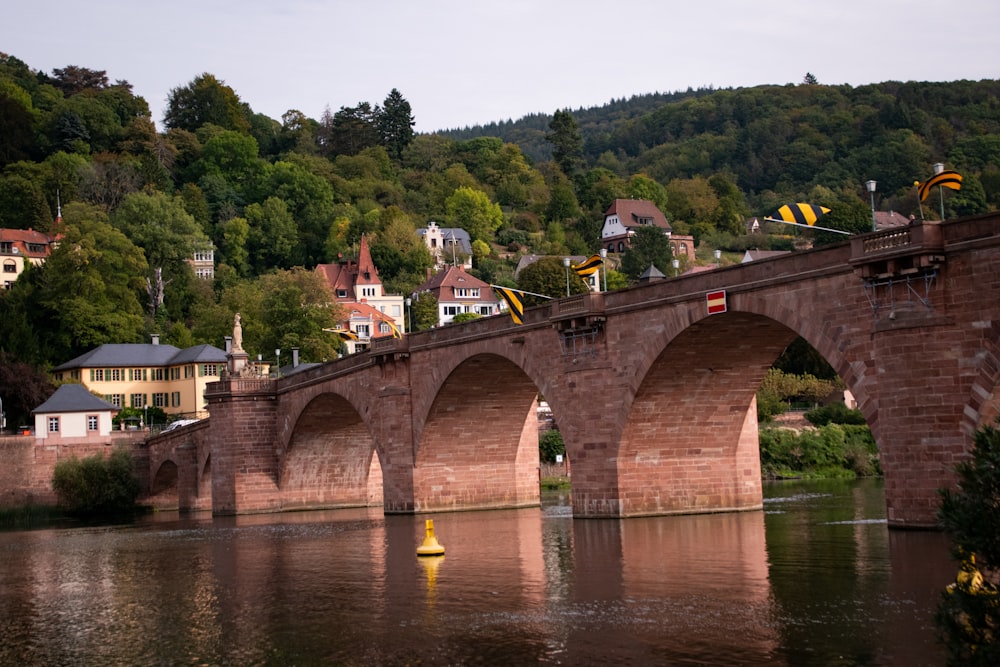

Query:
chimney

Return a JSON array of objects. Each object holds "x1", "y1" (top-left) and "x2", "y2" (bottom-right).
[
  {"x1": 224, "y1": 336, "x2": 232, "y2": 354},
  {"x1": 292, "y1": 347, "x2": 299, "y2": 368},
  {"x1": 151, "y1": 334, "x2": 160, "y2": 345}
]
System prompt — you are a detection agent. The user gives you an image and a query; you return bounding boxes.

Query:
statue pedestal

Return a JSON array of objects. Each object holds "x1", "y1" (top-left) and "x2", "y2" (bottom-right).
[{"x1": 229, "y1": 351, "x2": 250, "y2": 376}]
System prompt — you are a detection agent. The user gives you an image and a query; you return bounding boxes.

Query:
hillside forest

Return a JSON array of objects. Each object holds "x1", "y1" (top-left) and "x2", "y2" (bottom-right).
[{"x1": 1, "y1": 53, "x2": 998, "y2": 389}]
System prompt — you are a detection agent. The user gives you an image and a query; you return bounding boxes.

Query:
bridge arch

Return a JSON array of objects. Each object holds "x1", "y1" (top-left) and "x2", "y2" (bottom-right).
[
  {"x1": 615, "y1": 310, "x2": 798, "y2": 515},
  {"x1": 279, "y1": 391, "x2": 383, "y2": 510},
  {"x1": 411, "y1": 352, "x2": 541, "y2": 512},
  {"x1": 149, "y1": 459, "x2": 179, "y2": 507}
]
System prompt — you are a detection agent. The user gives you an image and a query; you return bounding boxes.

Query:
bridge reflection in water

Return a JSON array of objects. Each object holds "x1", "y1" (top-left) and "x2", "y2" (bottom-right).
[{"x1": 0, "y1": 480, "x2": 950, "y2": 665}]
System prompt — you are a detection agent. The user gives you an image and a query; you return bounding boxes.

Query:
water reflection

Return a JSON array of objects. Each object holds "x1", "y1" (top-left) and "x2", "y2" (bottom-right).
[{"x1": 0, "y1": 481, "x2": 951, "y2": 665}]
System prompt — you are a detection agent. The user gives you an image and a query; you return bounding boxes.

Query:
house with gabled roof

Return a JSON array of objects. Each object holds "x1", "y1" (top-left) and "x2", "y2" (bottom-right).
[
  {"x1": 412, "y1": 265, "x2": 501, "y2": 326},
  {"x1": 315, "y1": 234, "x2": 406, "y2": 353},
  {"x1": 0, "y1": 227, "x2": 60, "y2": 290},
  {"x1": 50, "y1": 335, "x2": 227, "y2": 419},
  {"x1": 32, "y1": 384, "x2": 119, "y2": 443},
  {"x1": 417, "y1": 221, "x2": 473, "y2": 270},
  {"x1": 601, "y1": 199, "x2": 672, "y2": 254}
]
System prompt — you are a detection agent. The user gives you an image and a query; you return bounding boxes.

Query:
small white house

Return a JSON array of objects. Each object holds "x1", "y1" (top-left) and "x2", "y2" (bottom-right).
[{"x1": 32, "y1": 384, "x2": 119, "y2": 443}]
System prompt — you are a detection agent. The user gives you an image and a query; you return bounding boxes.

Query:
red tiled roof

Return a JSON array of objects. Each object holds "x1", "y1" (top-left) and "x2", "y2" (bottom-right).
[
  {"x1": 0, "y1": 228, "x2": 59, "y2": 259},
  {"x1": 314, "y1": 234, "x2": 382, "y2": 300},
  {"x1": 414, "y1": 265, "x2": 497, "y2": 303},
  {"x1": 604, "y1": 199, "x2": 671, "y2": 232}
]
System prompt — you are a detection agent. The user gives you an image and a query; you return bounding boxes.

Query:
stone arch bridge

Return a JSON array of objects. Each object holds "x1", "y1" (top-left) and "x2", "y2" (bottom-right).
[{"x1": 147, "y1": 214, "x2": 1000, "y2": 528}]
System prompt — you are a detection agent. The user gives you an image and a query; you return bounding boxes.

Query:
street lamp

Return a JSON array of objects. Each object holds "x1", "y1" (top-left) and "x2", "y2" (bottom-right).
[
  {"x1": 275, "y1": 348, "x2": 281, "y2": 378},
  {"x1": 714, "y1": 249, "x2": 722, "y2": 268},
  {"x1": 933, "y1": 162, "x2": 946, "y2": 220},
  {"x1": 866, "y1": 179, "x2": 877, "y2": 231},
  {"x1": 405, "y1": 297, "x2": 412, "y2": 333},
  {"x1": 599, "y1": 248, "x2": 608, "y2": 292},
  {"x1": 563, "y1": 257, "x2": 571, "y2": 296},
  {"x1": 143, "y1": 403, "x2": 148, "y2": 432},
  {"x1": 672, "y1": 258, "x2": 680, "y2": 277}
]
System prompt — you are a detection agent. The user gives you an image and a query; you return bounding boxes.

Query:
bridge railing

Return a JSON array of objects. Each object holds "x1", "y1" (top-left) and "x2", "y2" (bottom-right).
[
  {"x1": 204, "y1": 377, "x2": 274, "y2": 398},
  {"x1": 849, "y1": 221, "x2": 945, "y2": 279}
]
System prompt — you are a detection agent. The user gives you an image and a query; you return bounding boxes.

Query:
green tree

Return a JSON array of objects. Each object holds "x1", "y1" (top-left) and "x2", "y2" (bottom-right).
[
  {"x1": 620, "y1": 225, "x2": 673, "y2": 281},
  {"x1": 163, "y1": 73, "x2": 250, "y2": 133},
  {"x1": 378, "y1": 88, "x2": 415, "y2": 160},
  {"x1": 446, "y1": 186, "x2": 504, "y2": 242},
  {"x1": 28, "y1": 203, "x2": 147, "y2": 363},
  {"x1": 547, "y1": 109, "x2": 583, "y2": 176},
  {"x1": 539, "y1": 429, "x2": 565, "y2": 463},
  {"x1": 245, "y1": 197, "x2": 299, "y2": 272},
  {"x1": 516, "y1": 256, "x2": 589, "y2": 305},
  {"x1": 936, "y1": 421, "x2": 1000, "y2": 665},
  {"x1": 411, "y1": 292, "x2": 439, "y2": 330},
  {"x1": 111, "y1": 190, "x2": 211, "y2": 273}
]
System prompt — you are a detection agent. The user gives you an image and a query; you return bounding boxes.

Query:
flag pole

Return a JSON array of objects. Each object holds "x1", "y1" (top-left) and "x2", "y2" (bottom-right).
[
  {"x1": 762, "y1": 217, "x2": 851, "y2": 235},
  {"x1": 489, "y1": 285, "x2": 554, "y2": 300}
]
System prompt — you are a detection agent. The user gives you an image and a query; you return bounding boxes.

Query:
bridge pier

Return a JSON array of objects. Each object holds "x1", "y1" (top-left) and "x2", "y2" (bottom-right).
[{"x1": 205, "y1": 378, "x2": 280, "y2": 515}]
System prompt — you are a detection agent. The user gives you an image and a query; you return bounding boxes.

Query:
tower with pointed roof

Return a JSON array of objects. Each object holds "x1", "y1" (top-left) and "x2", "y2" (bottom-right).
[{"x1": 314, "y1": 234, "x2": 406, "y2": 353}]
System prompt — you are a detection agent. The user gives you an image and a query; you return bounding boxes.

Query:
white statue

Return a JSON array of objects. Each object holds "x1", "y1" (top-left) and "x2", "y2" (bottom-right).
[{"x1": 233, "y1": 312, "x2": 244, "y2": 352}]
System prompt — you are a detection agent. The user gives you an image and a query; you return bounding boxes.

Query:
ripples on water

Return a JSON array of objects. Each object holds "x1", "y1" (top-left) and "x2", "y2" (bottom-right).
[{"x1": 0, "y1": 480, "x2": 953, "y2": 666}]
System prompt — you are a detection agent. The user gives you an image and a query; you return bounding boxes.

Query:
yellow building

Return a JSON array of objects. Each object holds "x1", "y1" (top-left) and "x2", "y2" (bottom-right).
[
  {"x1": 50, "y1": 336, "x2": 227, "y2": 420},
  {"x1": 1, "y1": 228, "x2": 59, "y2": 290}
]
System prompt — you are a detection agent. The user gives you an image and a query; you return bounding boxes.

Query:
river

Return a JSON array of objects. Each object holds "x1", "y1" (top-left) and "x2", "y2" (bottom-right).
[{"x1": 0, "y1": 478, "x2": 954, "y2": 666}]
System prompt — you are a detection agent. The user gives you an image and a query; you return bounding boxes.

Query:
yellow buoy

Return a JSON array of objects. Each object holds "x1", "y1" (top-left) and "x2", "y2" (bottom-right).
[{"x1": 416, "y1": 519, "x2": 445, "y2": 556}]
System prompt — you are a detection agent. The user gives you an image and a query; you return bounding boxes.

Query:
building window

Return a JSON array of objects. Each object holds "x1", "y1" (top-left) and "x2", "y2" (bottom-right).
[
  {"x1": 87, "y1": 415, "x2": 98, "y2": 431},
  {"x1": 361, "y1": 287, "x2": 376, "y2": 297},
  {"x1": 128, "y1": 368, "x2": 146, "y2": 382},
  {"x1": 169, "y1": 367, "x2": 180, "y2": 380},
  {"x1": 130, "y1": 393, "x2": 146, "y2": 408},
  {"x1": 48, "y1": 417, "x2": 59, "y2": 433},
  {"x1": 444, "y1": 306, "x2": 458, "y2": 316},
  {"x1": 355, "y1": 324, "x2": 370, "y2": 338},
  {"x1": 184, "y1": 365, "x2": 194, "y2": 379},
  {"x1": 91, "y1": 369, "x2": 105, "y2": 382},
  {"x1": 153, "y1": 393, "x2": 167, "y2": 408},
  {"x1": 2, "y1": 260, "x2": 15, "y2": 273},
  {"x1": 171, "y1": 392, "x2": 181, "y2": 407},
  {"x1": 193, "y1": 250, "x2": 214, "y2": 262},
  {"x1": 153, "y1": 368, "x2": 164, "y2": 381},
  {"x1": 195, "y1": 267, "x2": 214, "y2": 280},
  {"x1": 26, "y1": 243, "x2": 46, "y2": 253},
  {"x1": 337, "y1": 289, "x2": 348, "y2": 298},
  {"x1": 109, "y1": 368, "x2": 122, "y2": 381},
  {"x1": 478, "y1": 306, "x2": 493, "y2": 315},
  {"x1": 105, "y1": 394, "x2": 123, "y2": 408},
  {"x1": 0, "y1": 241, "x2": 11, "y2": 253}
]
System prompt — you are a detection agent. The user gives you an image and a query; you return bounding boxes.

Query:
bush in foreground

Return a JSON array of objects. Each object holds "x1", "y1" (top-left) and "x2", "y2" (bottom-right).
[
  {"x1": 936, "y1": 422, "x2": 1000, "y2": 665},
  {"x1": 52, "y1": 447, "x2": 140, "y2": 515}
]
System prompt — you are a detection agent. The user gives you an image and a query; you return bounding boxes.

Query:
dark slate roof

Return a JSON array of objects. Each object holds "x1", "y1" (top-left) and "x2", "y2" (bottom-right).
[
  {"x1": 32, "y1": 384, "x2": 118, "y2": 414},
  {"x1": 170, "y1": 344, "x2": 227, "y2": 364},
  {"x1": 52, "y1": 343, "x2": 226, "y2": 371}
]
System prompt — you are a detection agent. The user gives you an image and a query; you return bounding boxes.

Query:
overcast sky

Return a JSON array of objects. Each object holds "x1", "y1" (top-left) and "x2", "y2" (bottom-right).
[{"x1": 5, "y1": 0, "x2": 999, "y2": 133}]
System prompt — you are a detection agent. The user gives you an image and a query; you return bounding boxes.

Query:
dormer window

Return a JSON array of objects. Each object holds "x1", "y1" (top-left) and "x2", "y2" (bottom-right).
[
  {"x1": 0, "y1": 242, "x2": 11, "y2": 253},
  {"x1": 337, "y1": 289, "x2": 348, "y2": 298}
]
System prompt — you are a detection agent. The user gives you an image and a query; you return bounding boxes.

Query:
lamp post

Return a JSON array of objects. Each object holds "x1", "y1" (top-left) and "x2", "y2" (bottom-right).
[
  {"x1": 405, "y1": 297, "x2": 412, "y2": 333},
  {"x1": 866, "y1": 180, "x2": 877, "y2": 231},
  {"x1": 934, "y1": 162, "x2": 946, "y2": 220},
  {"x1": 599, "y1": 248, "x2": 608, "y2": 292},
  {"x1": 143, "y1": 403, "x2": 148, "y2": 432},
  {"x1": 275, "y1": 348, "x2": 281, "y2": 378},
  {"x1": 563, "y1": 257, "x2": 571, "y2": 296},
  {"x1": 714, "y1": 249, "x2": 721, "y2": 268},
  {"x1": 672, "y1": 258, "x2": 680, "y2": 277}
]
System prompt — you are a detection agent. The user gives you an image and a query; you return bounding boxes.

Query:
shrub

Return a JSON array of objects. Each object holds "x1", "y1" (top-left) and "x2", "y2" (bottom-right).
[
  {"x1": 936, "y1": 421, "x2": 1000, "y2": 665},
  {"x1": 759, "y1": 423, "x2": 878, "y2": 479},
  {"x1": 52, "y1": 447, "x2": 140, "y2": 515},
  {"x1": 805, "y1": 402, "x2": 866, "y2": 426},
  {"x1": 539, "y1": 429, "x2": 565, "y2": 463}
]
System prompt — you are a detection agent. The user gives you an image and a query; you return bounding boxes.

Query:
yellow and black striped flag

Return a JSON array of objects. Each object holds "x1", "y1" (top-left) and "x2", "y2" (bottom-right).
[
  {"x1": 326, "y1": 327, "x2": 358, "y2": 341},
  {"x1": 771, "y1": 203, "x2": 831, "y2": 226},
  {"x1": 494, "y1": 286, "x2": 524, "y2": 325},
  {"x1": 381, "y1": 318, "x2": 403, "y2": 339},
  {"x1": 918, "y1": 170, "x2": 962, "y2": 201},
  {"x1": 572, "y1": 254, "x2": 603, "y2": 278}
]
